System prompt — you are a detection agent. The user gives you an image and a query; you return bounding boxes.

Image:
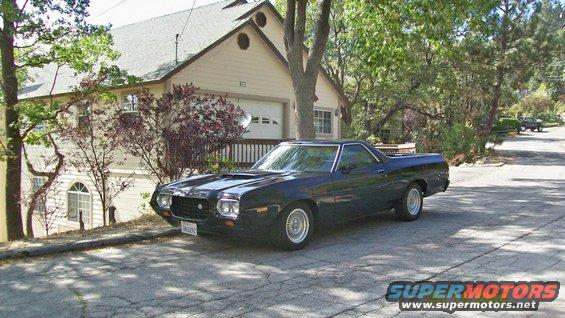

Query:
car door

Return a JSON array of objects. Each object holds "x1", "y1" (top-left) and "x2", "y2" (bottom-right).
[{"x1": 331, "y1": 144, "x2": 389, "y2": 221}]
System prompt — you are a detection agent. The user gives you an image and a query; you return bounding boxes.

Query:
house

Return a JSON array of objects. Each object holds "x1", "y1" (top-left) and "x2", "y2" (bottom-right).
[{"x1": 19, "y1": 0, "x2": 350, "y2": 235}]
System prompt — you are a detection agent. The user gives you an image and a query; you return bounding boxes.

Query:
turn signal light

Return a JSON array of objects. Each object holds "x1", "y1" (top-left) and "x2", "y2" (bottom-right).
[
  {"x1": 256, "y1": 207, "x2": 268, "y2": 214},
  {"x1": 162, "y1": 211, "x2": 171, "y2": 217},
  {"x1": 225, "y1": 220, "x2": 235, "y2": 227}
]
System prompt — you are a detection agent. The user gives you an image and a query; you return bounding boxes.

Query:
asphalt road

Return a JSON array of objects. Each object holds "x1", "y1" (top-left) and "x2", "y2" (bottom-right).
[{"x1": 1, "y1": 128, "x2": 564, "y2": 318}]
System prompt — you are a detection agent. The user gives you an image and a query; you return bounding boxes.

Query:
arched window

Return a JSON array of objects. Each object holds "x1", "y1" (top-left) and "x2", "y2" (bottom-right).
[{"x1": 68, "y1": 182, "x2": 91, "y2": 224}]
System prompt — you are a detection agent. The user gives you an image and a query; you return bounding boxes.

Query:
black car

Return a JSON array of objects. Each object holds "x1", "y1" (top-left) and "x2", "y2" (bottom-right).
[
  {"x1": 520, "y1": 117, "x2": 544, "y2": 132},
  {"x1": 151, "y1": 140, "x2": 450, "y2": 250}
]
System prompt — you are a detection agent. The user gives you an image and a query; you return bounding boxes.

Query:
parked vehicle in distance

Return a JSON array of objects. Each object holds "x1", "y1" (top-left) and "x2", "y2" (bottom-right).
[
  {"x1": 519, "y1": 117, "x2": 544, "y2": 132},
  {"x1": 151, "y1": 140, "x2": 450, "y2": 250}
]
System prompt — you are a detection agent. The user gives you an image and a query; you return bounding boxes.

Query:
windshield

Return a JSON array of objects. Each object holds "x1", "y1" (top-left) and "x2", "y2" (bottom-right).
[{"x1": 252, "y1": 144, "x2": 339, "y2": 172}]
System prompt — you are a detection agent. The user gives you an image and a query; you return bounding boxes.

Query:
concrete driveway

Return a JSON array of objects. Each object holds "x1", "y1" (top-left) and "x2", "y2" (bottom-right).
[{"x1": 1, "y1": 128, "x2": 564, "y2": 317}]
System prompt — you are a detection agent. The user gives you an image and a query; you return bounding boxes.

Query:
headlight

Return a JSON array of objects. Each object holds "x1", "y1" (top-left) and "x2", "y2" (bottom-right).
[
  {"x1": 156, "y1": 193, "x2": 172, "y2": 209},
  {"x1": 216, "y1": 198, "x2": 240, "y2": 219}
]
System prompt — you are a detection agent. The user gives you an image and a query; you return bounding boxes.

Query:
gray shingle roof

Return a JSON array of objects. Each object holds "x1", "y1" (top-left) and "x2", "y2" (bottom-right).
[{"x1": 19, "y1": 0, "x2": 264, "y2": 99}]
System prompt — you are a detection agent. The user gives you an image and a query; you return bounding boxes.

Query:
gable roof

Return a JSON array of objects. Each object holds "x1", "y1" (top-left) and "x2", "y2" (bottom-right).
[
  {"x1": 19, "y1": 0, "x2": 350, "y2": 107},
  {"x1": 20, "y1": 0, "x2": 261, "y2": 99}
]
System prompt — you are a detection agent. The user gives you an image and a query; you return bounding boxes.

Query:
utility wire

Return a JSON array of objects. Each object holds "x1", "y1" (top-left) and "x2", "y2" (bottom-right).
[
  {"x1": 178, "y1": 0, "x2": 198, "y2": 40},
  {"x1": 93, "y1": 0, "x2": 129, "y2": 19}
]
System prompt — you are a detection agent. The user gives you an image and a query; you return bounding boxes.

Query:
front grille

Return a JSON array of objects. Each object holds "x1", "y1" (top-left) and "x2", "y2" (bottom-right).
[{"x1": 171, "y1": 197, "x2": 210, "y2": 221}]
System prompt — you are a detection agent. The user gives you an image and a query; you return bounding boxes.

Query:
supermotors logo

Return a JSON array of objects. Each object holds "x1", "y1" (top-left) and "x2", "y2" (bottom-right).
[{"x1": 386, "y1": 281, "x2": 560, "y2": 313}]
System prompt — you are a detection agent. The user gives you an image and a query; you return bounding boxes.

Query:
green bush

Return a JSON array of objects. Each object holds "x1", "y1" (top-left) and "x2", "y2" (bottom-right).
[
  {"x1": 493, "y1": 117, "x2": 521, "y2": 133},
  {"x1": 440, "y1": 124, "x2": 480, "y2": 163},
  {"x1": 206, "y1": 154, "x2": 236, "y2": 173},
  {"x1": 534, "y1": 110, "x2": 559, "y2": 123}
]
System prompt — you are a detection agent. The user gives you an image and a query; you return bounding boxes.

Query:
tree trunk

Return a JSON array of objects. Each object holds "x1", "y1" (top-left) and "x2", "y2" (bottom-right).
[
  {"x1": 0, "y1": 2, "x2": 25, "y2": 240},
  {"x1": 485, "y1": 66, "x2": 505, "y2": 133},
  {"x1": 284, "y1": 0, "x2": 332, "y2": 140},
  {"x1": 26, "y1": 206, "x2": 35, "y2": 238},
  {"x1": 294, "y1": 82, "x2": 316, "y2": 139}
]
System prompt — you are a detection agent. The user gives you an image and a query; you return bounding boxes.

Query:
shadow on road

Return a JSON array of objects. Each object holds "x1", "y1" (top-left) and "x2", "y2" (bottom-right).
[{"x1": 1, "y1": 176, "x2": 563, "y2": 316}]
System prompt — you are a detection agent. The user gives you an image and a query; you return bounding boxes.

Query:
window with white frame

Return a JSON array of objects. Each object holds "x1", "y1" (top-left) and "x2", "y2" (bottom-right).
[
  {"x1": 314, "y1": 109, "x2": 332, "y2": 134},
  {"x1": 32, "y1": 177, "x2": 46, "y2": 213},
  {"x1": 122, "y1": 93, "x2": 139, "y2": 113},
  {"x1": 67, "y1": 182, "x2": 91, "y2": 224}
]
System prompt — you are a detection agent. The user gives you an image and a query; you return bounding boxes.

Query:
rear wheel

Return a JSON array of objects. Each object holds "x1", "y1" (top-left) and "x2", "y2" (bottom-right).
[
  {"x1": 394, "y1": 183, "x2": 423, "y2": 221},
  {"x1": 537, "y1": 126, "x2": 543, "y2": 132},
  {"x1": 520, "y1": 126, "x2": 527, "y2": 132},
  {"x1": 271, "y1": 203, "x2": 314, "y2": 251}
]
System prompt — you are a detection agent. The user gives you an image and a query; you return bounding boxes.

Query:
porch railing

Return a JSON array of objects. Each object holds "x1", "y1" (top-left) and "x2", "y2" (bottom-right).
[
  {"x1": 374, "y1": 143, "x2": 417, "y2": 155},
  {"x1": 216, "y1": 139, "x2": 417, "y2": 169},
  {"x1": 214, "y1": 139, "x2": 281, "y2": 169}
]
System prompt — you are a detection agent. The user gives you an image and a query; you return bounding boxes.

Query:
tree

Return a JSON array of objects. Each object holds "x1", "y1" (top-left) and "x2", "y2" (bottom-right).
[
  {"x1": 62, "y1": 95, "x2": 133, "y2": 227},
  {"x1": 283, "y1": 0, "x2": 333, "y2": 139},
  {"x1": 0, "y1": 0, "x2": 126, "y2": 239},
  {"x1": 475, "y1": 0, "x2": 561, "y2": 132},
  {"x1": 22, "y1": 134, "x2": 64, "y2": 237},
  {"x1": 117, "y1": 84, "x2": 245, "y2": 185},
  {"x1": 26, "y1": 165, "x2": 66, "y2": 236}
]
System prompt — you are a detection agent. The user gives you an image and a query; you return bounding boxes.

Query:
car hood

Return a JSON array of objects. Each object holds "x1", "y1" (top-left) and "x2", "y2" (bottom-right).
[{"x1": 161, "y1": 170, "x2": 321, "y2": 198}]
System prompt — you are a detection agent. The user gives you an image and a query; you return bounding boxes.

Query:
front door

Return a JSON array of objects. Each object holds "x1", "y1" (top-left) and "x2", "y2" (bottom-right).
[{"x1": 331, "y1": 144, "x2": 388, "y2": 221}]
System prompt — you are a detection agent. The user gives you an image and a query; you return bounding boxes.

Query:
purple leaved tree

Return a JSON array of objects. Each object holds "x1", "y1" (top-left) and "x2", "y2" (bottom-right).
[{"x1": 118, "y1": 84, "x2": 245, "y2": 185}]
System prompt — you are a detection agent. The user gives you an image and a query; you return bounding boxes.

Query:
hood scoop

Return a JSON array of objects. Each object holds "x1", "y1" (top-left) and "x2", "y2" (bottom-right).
[{"x1": 221, "y1": 171, "x2": 279, "y2": 179}]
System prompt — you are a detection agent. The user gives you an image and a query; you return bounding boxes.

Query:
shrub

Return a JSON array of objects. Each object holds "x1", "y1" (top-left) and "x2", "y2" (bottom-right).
[
  {"x1": 493, "y1": 117, "x2": 521, "y2": 133},
  {"x1": 206, "y1": 155, "x2": 236, "y2": 174},
  {"x1": 520, "y1": 94, "x2": 554, "y2": 114},
  {"x1": 440, "y1": 124, "x2": 479, "y2": 163}
]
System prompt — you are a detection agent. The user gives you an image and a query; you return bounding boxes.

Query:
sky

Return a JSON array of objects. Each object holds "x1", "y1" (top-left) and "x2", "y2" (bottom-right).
[{"x1": 87, "y1": 0, "x2": 272, "y2": 28}]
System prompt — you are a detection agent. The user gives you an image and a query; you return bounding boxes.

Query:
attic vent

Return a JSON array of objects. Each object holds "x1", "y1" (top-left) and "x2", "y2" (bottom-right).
[
  {"x1": 237, "y1": 33, "x2": 250, "y2": 50},
  {"x1": 255, "y1": 12, "x2": 267, "y2": 27}
]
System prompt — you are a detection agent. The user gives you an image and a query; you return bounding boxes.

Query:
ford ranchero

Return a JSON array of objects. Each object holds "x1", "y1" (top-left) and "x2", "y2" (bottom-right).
[{"x1": 151, "y1": 140, "x2": 450, "y2": 250}]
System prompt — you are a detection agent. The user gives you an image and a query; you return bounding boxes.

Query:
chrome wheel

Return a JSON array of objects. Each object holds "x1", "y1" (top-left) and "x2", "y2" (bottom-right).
[
  {"x1": 407, "y1": 188, "x2": 421, "y2": 215},
  {"x1": 285, "y1": 208, "x2": 309, "y2": 244}
]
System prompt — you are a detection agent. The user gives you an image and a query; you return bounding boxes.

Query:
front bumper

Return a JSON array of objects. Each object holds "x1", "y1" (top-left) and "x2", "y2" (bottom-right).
[{"x1": 154, "y1": 203, "x2": 280, "y2": 236}]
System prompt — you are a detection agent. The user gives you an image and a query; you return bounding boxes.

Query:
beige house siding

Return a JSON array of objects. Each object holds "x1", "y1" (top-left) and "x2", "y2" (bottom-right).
[{"x1": 21, "y1": 84, "x2": 164, "y2": 233}]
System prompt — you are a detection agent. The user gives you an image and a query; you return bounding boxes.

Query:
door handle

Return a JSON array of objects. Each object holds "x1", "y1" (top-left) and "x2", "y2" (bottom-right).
[{"x1": 377, "y1": 169, "x2": 386, "y2": 173}]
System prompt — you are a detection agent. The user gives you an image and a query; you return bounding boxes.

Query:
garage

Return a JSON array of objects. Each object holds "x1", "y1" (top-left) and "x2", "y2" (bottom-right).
[{"x1": 233, "y1": 99, "x2": 284, "y2": 140}]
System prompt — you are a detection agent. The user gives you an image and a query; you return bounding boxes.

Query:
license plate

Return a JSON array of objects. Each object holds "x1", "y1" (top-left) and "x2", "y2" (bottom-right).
[{"x1": 181, "y1": 221, "x2": 198, "y2": 236}]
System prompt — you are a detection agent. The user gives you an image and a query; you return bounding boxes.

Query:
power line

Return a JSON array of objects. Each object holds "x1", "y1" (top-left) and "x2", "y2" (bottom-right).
[
  {"x1": 92, "y1": 0, "x2": 129, "y2": 19},
  {"x1": 178, "y1": 0, "x2": 198, "y2": 40}
]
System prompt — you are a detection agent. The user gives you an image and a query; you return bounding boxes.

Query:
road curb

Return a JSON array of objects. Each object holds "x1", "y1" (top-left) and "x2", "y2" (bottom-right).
[{"x1": 0, "y1": 227, "x2": 180, "y2": 261}]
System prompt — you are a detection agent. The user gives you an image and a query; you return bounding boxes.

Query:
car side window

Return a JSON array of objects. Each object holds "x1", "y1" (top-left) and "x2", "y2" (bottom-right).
[{"x1": 338, "y1": 144, "x2": 378, "y2": 170}]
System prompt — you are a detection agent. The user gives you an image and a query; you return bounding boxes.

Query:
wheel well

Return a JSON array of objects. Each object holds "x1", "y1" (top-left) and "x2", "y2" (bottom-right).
[
  {"x1": 413, "y1": 179, "x2": 428, "y2": 194},
  {"x1": 290, "y1": 199, "x2": 320, "y2": 225}
]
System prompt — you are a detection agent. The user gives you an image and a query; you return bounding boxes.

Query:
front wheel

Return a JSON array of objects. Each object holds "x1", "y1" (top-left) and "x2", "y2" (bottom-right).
[
  {"x1": 270, "y1": 203, "x2": 314, "y2": 251},
  {"x1": 537, "y1": 126, "x2": 543, "y2": 132},
  {"x1": 520, "y1": 126, "x2": 527, "y2": 132},
  {"x1": 394, "y1": 183, "x2": 423, "y2": 221},
  {"x1": 530, "y1": 127, "x2": 535, "y2": 132}
]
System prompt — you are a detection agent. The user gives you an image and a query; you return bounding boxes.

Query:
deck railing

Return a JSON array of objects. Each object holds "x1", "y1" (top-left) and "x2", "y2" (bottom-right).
[
  {"x1": 214, "y1": 139, "x2": 281, "y2": 169},
  {"x1": 374, "y1": 143, "x2": 417, "y2": 155},
  {"x1": 217, "y1": 139, "x2": 417, "y2": 169}
]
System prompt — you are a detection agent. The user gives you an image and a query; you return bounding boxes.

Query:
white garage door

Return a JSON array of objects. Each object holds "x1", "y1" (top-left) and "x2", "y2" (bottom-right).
[{"x1": 233, "y1": 99, "x2": 283, "y2": 139}]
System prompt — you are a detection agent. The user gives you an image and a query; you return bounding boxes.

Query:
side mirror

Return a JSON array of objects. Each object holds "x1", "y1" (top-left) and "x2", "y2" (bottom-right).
[{"x1": 339, "y1": 163, "x2": 357, "y2": 174}]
